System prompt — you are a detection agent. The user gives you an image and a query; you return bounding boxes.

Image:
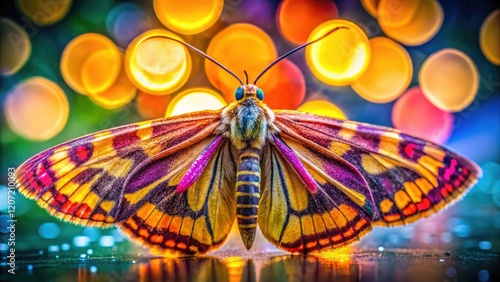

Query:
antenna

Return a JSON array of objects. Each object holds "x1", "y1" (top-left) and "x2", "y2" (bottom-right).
[
  {"x1": 147, "y1": 35, "x2": 244, "y2": 85},
  {"x1": 243, "y1": 70, "x2": 249, "y2": 84},
  {"x1": 253, "y1": 26, "x2": 349, "y2": 85}
]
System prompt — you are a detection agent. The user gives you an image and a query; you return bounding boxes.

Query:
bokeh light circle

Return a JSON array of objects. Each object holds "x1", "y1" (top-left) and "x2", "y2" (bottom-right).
[
  {"x1": 205, "y1": 24, "x2": 277, "y2": 101},
  {"x1": 38, "y1": 222, "x2": 61, "y2": 239},
  {"x1": 392, "y1": 86, "x2": 453, "y2": 143},
  {"x1": 479, "y1": 9, "x2": 500, "y2": 65},
  {"x1": 154, "y1": 0, "x2": 223, "y2": 35},
  {"x1": 378, "y1": 0, "x2": 443, "y2": 46},
  {"x1": 277, "y1": 0, "x2": 338, "y2": 45},
  {"x1": 297, "y1": 100, "x2": 347, "y2": 119},
  {"x1": 166, "y1": 88, "x2": 226, "y2": 117},
  {"x1": 16, "y1": 0, "x2": 72, "y2": 26},
  {"x1": 262, "y1": 59, "x2": 305, "y2": 110},
  {"x1": 61, "y1": 33, "x2": 121, "y2": 95},
  {"x1": 125, "y1": 29, "x2": 192, "y2": 95},
  {"x1": 81, "y1": 49, "x2": 122, "y2": 95},
  {"x1": 5, "y1": 77, "x2": 69, "y2": 141},
  {"x1": 378, "y1": 0, "x2": 420, "y2": 28},
  {"x1": 352, "y1": 37, "x2": 412, "y2": 103},
  {"x1": 419, "y1": 48, "x2": 479, "y2": 112},
  {"x1": 106, "y1": 3, "x2": 150, "y2": 48},
  {"x1": 0, "y1": 186, "x2": 10, "y2": 211},
  {"x1": 89, "y1": 54, "x2": 137, "y2": 109},
  {"x1": 136, "y1": 90, "x2": 172, "y2": 119},
  {"x1": 0, "y1": 215, "x2": 13, "y2": 233},
  {"x1": 0, "y1": 18, "x2": 31, "y2": 76},
  {"x1": 306, "y1": 19, "x2": 371, "y2": 86}
]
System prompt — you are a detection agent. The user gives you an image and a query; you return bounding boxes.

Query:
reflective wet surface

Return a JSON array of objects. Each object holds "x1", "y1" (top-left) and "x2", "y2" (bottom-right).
[{"x1": 2, "y1": 248, "x2": 498, "y2": 282}]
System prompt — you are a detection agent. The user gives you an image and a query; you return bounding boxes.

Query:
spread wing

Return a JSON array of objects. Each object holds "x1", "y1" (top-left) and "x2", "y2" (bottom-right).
[
  {"x1": 16, "y1": 110, "x2": 239, "y2": 256},
  {"x1": 258, "y1": 110, "x2": 480, "y2": 253}
]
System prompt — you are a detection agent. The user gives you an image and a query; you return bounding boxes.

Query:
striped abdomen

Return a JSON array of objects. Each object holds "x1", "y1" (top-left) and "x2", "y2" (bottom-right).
[{"x1": 236, "y1": 148, "x2": 261, "y2": 250}]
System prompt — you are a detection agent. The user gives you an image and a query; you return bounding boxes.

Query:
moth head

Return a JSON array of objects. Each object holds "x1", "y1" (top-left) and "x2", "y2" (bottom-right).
[{"x1": 235, "y1": 84, "x2": 264, "y2": 101}]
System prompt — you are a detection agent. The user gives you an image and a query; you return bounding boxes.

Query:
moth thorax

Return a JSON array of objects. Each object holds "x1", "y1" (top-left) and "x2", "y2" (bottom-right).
[{"x1": 235, "y1": 148, "x2": 261, "y2": 250}]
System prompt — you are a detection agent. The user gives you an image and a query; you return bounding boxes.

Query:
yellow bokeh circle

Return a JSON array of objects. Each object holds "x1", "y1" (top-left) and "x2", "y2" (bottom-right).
[
  {"x1": 166, "y1": 88, "x2": 226, "y2": 117},
  {"x1": 352, "y1": 37, "x2": 412, "y2": 103},
  {"x1": 125, "y1": 29, "x2": 192, "y2": 95},
  {"x1": 297, "y1": 100, "x2": 347, "y2": 120},
  {"x1": 89, "y1": 53, "x2": 137, "y2": 109},
  {"x1": 378, "y1": 0, "x2": 443, "y2": 46},
  {"x1": 5, "y1": 77, "x2": 69, "y2": 141},
  {"x1": 154, "y1": 0, "x2": 223, "y2": 35},
  {"x1": 0, "y1": 18, "x2": 31, "y2": 76},
  {"x1": 61, "y1": 33, "x2": 121, "y2": 95},
  {"x1": 16, "y1": 0, "x2": 72, "y2": 26},
  {"x1": 419, "y1": 48, "x2": 479, "y2": 112},
  {"x1": 480, "y1": 9, "x2": 500, "y2": 65},
  {"x1": 306, "y1": 19, "x2": 371, "y2": 86}
]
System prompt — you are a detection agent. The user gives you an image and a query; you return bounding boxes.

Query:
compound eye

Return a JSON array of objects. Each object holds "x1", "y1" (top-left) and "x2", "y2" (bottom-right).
[
  {"x1": 235, "y1": 87, "x2": 244, "y2": 100},
  {"x1": 256, "y1": 88, "x2": 264, "y2": 100}
]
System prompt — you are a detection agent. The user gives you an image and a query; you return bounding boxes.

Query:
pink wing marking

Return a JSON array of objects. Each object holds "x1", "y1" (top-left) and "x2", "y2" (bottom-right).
[
  {"x1": 176, "y1": 135, "x2": 224, "y2": 193},
  {"x1": 272, "y1": 135, "x2": 320, "y2": 193}
]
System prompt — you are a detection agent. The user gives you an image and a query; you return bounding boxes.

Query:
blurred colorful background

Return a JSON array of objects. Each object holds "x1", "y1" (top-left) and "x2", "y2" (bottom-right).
[{"x1": 0, "y1": 0, "x2": 499, "y2": 281}]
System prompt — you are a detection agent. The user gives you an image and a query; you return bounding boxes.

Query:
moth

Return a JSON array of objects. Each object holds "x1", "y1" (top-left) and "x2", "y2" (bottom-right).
[{"x1": 16, "y1": 27, "x2": 480, "y2": 256}]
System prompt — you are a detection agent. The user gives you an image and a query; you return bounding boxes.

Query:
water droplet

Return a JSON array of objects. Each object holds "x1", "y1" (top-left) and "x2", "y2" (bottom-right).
[
  {"x1": 378, "y1": 246, "x2": 384, "y2": 251},
  {"x1": 90, "y1": 266, "x2": 97, "y2": 273}
]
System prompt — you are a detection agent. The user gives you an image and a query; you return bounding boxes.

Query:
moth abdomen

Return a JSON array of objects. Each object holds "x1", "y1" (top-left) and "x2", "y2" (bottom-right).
[{"x1": 235, "y1": 148, "x2": 261, "y2": 250}]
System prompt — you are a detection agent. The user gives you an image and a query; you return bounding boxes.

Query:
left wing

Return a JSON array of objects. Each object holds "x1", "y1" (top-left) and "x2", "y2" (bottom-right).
[
  {"x1": 15, "y1": 112, "x2": 221, "y2": 227},
  {"x1": 15, "y1": 109, "x2": 239, "y2": 256}
]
